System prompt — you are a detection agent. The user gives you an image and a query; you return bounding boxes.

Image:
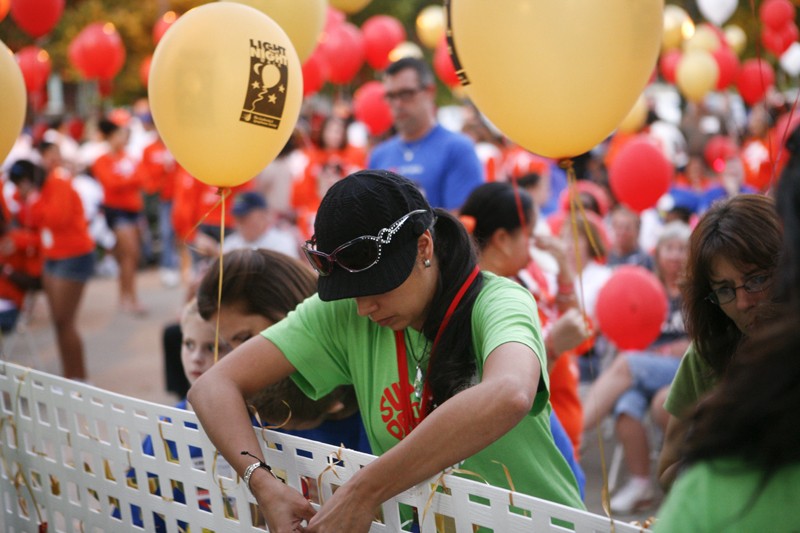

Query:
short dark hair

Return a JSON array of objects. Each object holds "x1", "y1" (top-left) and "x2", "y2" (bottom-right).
[
  {"x1": 460, "y1": 182, "x2": 534, "y2": 251},
  {"x1": 8, "y1": 160, "x2": 44, "y2": 187},
  {"x1": 385, "y1": 56, "x2": 435, "y2": 88}
]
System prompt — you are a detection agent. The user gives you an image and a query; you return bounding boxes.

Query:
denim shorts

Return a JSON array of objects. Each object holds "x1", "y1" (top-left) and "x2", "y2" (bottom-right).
[
  {"x1": 103, "y1": 207, "x2": 141, "y2": 230},
  {"x1": 613, "y1": 352, "x2": 682, "y2": 421},
  {"x1": 0, "y1": 308, "x2": 20, "y2": 334},
  {"x1": 44, "y1": 252, "x2": 95, "y2": 283}
]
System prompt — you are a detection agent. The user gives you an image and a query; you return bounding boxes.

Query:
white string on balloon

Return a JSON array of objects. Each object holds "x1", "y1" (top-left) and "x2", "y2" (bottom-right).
[{"x1": 0, "y1": 361, "x2": 647, "y2": 532}]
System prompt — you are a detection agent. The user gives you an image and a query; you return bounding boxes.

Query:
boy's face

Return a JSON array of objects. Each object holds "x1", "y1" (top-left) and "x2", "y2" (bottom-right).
[{"x1": 181, "y1": 314, "x2": 227, "y2": 384}]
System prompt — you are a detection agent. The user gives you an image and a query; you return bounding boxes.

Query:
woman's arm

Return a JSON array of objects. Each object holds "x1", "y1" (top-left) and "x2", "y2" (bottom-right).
[
  {"x1": 657, "y1": 414, "x2": 686, "y2": 492},
  {"x1": 305, "y1": 341, "x2": 542, "y2": 533},
  {"x1": 188, "y1": 335, "x2": 315, "y2": 532}
]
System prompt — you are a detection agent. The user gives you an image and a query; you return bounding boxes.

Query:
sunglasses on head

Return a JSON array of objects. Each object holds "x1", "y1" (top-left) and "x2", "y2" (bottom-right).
[{"x1": 303, "y1": 209, "x2": 429, "y2": 276}]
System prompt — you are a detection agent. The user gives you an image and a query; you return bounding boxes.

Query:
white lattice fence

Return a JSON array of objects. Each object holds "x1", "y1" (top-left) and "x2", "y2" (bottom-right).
[{"x1": 0, "y1": 362, "x2": 644, "y2": 532}]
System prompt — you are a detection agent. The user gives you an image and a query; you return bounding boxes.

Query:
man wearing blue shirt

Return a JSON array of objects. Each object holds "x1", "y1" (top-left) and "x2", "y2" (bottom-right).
[{"x1": 368, "y1": 57, "x2": 485, "y2": 210}]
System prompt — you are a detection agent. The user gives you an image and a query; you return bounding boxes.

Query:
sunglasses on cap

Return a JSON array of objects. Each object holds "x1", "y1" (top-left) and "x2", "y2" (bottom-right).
[{"x1": 303, "y1": 209, "x2": 428, "y2": 276}]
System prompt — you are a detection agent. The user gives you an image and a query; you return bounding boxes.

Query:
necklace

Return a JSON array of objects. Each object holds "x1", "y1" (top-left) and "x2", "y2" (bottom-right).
[{"x1": 405, "y1": 329, "x2": 429, "y2": 401}]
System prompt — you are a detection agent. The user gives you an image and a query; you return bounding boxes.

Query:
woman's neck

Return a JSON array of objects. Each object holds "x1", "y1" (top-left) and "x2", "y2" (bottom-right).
[{"x1": 478, "y1": 251, "x2": 514, "y2": 278}]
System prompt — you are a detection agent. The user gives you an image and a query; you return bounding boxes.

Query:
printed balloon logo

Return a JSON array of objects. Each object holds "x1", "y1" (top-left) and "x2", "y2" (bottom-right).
[{"x1": 241, "y1": 40, "x2": 290, "y2": 129}]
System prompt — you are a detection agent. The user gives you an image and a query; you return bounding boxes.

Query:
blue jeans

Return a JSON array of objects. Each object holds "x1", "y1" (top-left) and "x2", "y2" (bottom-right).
[
  {"x1": 159, "y1": 200, "x2": 178, "y2": 269},
  {"x1": 613, "y1": 353, "x2": 681, "y2": 421}
]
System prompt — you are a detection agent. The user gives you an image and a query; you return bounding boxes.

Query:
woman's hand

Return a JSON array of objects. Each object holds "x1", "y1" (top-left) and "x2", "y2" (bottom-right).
[
  {"x1": 252, "y1": 472, "x2": 316, "y2": 533},
  {"x1": 533, "y1": 234, "x2": 570, "y2": 271},
  {"x1": 548, "y1": 308, "x2": 592, "y2": 359},
  {"x1": 304, "y1": 476, "x2": 380, "y2": 533}
]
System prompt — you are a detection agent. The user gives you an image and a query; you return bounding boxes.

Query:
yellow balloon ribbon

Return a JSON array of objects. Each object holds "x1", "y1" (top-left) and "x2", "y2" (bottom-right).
[{"x1": 447, "y1": 0, "x2": 663, "y2": 159}]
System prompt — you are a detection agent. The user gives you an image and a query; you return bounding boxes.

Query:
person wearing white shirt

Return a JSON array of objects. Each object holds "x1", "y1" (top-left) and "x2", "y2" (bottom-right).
[{"x1": 222, "y1": 191, "x2": 301, "y2": 259}]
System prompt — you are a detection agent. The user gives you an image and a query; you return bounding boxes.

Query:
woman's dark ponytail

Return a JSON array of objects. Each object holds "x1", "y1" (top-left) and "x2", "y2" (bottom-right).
[{"x1": 423, "y1": 209, "x2": 484, "y2": 409}]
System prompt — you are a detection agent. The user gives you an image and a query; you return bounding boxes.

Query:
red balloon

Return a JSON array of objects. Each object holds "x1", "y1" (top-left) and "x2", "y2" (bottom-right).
[
  {"x1": 608, "y1": 136, "x2": 673, "y2": 213},
  {"x1": 433, "y1": 37, "x2": 459, "y2": 87},
  {"x1": 596, "y1": 265, "x2": 668, "y2": 350},
  {"x1": 760, "y1": 0, "x2": 796, "y2": 31},
  {"x1": 0, "y1": 0, "x2": 10, "y2": 22},
  {"x1": 353, "y1": 80, "x2": 393, "y2": 136},
  {"x1": 69, "y1": 22, "x2": 126, "y2": 81},
  {"x1": 703, "y1": 135, "x2": 738, "y2": 172},
  {"x1": 762, "y1": 22, "x2": 799, "y2": 56},
  {"x1": 302, "y1": 50, "x2": 327, "y2": 96},
  {"x1": 15, "y1": 46, "x2": 52, "y2": 93},
  {"x1": 658, "y1": 49, "x2": 681, "y2": 84},
  {"x1": 10, "y1": 0, "x2": 64, "y2": 38},
  {"x1": 736, "y1": 58, "x2": 775, "y2": 106},
  {"x1": 153, "y1": 11, "x2": 178, "y2": 46},
  {"x1": 712, "y1": 45, "x2": 739, "y2": 90},
  {"x1": 361, "y1": 15, "x2": 406, "y2": 70},
  {"x1": 139, "y1": 55, "x2": 152, "y2": 87},
  {"x1": 318, "y1": 22, "x2": 364, "y2": 85}
]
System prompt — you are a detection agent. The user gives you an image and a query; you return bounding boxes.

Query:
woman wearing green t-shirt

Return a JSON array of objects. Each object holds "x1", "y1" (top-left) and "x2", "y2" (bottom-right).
[
  {"x1": 656, "y1": 133, "x2": 800, "y2": 532},
  {"x1": 188, "y1": 170, "x2": 583, "y2": 533},
  {"x1": 657, "y1": 194, "x2": 781, "y2": 491}
]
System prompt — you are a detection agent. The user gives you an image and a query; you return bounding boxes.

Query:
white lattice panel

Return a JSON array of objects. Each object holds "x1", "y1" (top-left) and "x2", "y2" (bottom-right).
[{"x1": 0, "y1": 362, "x2": 644, "y2": 532}]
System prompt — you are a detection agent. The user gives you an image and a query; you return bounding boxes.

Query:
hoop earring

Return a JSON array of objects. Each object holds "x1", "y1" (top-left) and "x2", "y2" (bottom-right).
[{"x1": 423, "y1": 259, "x2": 431, "y2": 268}]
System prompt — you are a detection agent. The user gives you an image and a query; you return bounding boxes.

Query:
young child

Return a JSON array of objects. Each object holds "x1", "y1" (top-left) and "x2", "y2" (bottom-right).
[{"x1": 117, "y1": 299, "x2": 232, "y2": 531}]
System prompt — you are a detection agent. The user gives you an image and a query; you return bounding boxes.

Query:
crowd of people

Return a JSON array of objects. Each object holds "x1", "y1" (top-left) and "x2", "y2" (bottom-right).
[{"x1": 2, "y1": 54, "x2": 799, "y2": 530}]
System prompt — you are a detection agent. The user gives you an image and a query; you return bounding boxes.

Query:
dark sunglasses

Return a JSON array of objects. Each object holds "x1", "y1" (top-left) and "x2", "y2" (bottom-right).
[{"x1": 303, "y1": 209, "x2": 428, "y2": 276}]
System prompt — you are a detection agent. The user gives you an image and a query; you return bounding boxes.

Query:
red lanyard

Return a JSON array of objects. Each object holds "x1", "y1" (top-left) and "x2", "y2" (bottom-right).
[{"x1": 394, "y1": 265, "x2": 481, "y2": 435}]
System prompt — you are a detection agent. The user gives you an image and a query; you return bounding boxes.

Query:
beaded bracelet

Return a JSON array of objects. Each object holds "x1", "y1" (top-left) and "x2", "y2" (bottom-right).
[{"x1": 241, "y1": 450, "x2": 276, "y2": 493}]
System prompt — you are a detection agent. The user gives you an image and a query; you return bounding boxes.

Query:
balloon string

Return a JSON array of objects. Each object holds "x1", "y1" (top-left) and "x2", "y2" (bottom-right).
[
  {"x1": 562, "y1": 162, "x2": 614, "y2": 526},
  {"x1": 214, "y1": 187, "x2": 230, "y2": 364},
  {"x1": 183, "y1": 186, "x2": 232, "y2": 259},
  {"x1": 509, "y1": 173, "x2": 527, "y2": 230}
]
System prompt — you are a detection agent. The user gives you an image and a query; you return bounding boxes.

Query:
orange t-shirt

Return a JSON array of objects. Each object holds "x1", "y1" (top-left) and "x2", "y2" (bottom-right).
[
  {"x1": 136, "y1": 138, "x2": 179, "y2": 201},
  {"x1": 0, "y1": 195, "x2": 42, "y2": 307},
  {"x1": 291, "y1": 145, "x2": 366, "y2": 240},
  {"x1": 171, "y1": 168, "x2": 251, "y2": 242},
  {"x1": 92, "y1": 149, "x2": 144, "y2": 212},
  {"x1": 30, "y1": 169, "x2": 95, "y2": 260}
]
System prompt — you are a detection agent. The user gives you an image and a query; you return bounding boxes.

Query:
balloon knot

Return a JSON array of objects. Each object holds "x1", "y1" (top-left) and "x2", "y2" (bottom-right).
[{"x1": 558, "y1": 158, "x2": 574, "y2": 170}]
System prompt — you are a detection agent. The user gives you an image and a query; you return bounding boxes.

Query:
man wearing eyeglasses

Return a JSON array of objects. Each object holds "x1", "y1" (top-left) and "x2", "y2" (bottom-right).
[{"x1": 368, "y1": 57, "x2": 485, "y2": 211}]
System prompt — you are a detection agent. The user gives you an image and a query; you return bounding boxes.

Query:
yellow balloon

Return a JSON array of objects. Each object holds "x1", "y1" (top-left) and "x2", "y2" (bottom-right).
[
  {"x1": 220, "y1": 0, "x2": 325, "y2": 62},
  {"x1": 149, "y1": 3, "x2": 302, "y2": 188},
  {"x1": 417, "y1": 5, "x2": 446, "y2": 49},
  {"x1": 0, "y1": 40, "x2": 25, "y2": 164},
  {"x1": 676, "y1": 49, "x2": 719, "y2": 102},
  {"x1": 617, "y1": 94, "x2": 648, "y2": 134},
  {"x1": 683, "y1": 24, "x2": 720, "y2": 53},
  {"x1": 389, "y1": 41, "x2": 424, "y2": 62},
  {"x1": 449, "y1": 0, "x2": 663, "y2": 159},
  {"x1": 329, "y1": 0, "x2": 371, "y2": 14},
  {"x1": 662, "y1": 4, "x2": 691, "y2": 51},
  {"x1": 724, "y1": 24, "x2": 747, "y2": 56}
]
